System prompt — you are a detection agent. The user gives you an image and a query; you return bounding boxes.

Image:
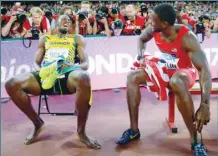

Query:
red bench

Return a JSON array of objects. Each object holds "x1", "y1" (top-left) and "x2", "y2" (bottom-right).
[{"x1": 166, "y1": 78, "x2": 218, "y2": 133}]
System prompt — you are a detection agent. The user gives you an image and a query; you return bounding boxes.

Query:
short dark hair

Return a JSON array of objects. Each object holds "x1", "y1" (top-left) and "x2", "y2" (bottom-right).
[{"x1": 153, "y1": 4, "x2": 176, "y2": 25}]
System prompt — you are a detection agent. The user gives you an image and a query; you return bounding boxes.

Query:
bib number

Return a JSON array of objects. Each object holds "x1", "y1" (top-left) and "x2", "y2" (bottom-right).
[
  {"x1": 160, "y1": 53, "x2": 179, "y2": 69},
  {"x1": 47, "y1": 48, "x2": 69, "y2": 62}
]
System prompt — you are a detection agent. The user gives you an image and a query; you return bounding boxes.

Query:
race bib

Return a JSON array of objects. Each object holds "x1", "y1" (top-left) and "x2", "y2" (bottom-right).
[
  {"x1": 47, "y1": 48, "x2": 69, "y2": 62},
  {"x1": 159, "y1": 53, "x2": 179, "y2": 69}
]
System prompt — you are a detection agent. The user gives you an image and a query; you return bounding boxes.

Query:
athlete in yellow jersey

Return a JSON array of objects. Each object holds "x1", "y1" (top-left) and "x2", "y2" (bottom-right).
[{"x1": 5, "y1": 15, "x2": 100, "y2": 149}]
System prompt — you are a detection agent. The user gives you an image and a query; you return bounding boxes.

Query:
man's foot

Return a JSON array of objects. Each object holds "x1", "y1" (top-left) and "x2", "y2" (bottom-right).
[
  {"x1": 116, "y1": 129, "x2": 140, "y2": 145},
  {"x1": 24, "y1": 121, "x2": 45, "y2": 145},
  {"x1": 191, "y1": 142, "x2": 208, "y2": 156},
  {"x1": 78, "y1": 133, "x2": 101, "y2": 149}
]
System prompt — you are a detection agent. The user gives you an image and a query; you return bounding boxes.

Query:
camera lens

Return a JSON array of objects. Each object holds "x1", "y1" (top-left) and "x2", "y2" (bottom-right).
[
  {"x1": 1, "y1": 8, "x2": 7, "y2": 15},
  {"x1": 16, "y1": 13, "x2": 26, "y2": 23},
  {"x1": 31, "y1": 28, "x2": 40, "y2": 39},
  {"x1": 78, "y1": 11, "x2": 88, "y2": 21}
]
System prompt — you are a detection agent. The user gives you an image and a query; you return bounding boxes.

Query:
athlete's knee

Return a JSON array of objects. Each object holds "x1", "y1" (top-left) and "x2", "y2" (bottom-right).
[
  {"x1": 127, "y1": 70, "x2": 143, "y2": 85},
  {"x1": 5, "y1": 77, "x2": 21, "y2": 94},
  {"x1": 77, "y1": 72, "x2": 91, "y2": 88},
  {"x1": 169, "y1": 77, "x2": 186, "y2": 93}
]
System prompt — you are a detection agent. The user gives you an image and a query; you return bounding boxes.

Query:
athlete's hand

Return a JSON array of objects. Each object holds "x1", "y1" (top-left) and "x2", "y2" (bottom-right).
[
  {"x1": 61, "y1": 62, "x2": 73, "y2": 69},
  {"x1": 139, "y1": 58, "x2": 145, "y2": 67},
  {"x1": 195, "y1": 104, "x2": 210, "y2": 132}
]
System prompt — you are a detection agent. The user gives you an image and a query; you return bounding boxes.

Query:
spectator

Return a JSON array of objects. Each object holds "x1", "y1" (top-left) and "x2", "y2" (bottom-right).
[
  {"x1": 1, "y1": 1, "x2": 218, "y2": 39},
  {"x1": 23, "y1": 7, "x2": 51, "y2": 38},
  {"x1": 174, "y1": 2, "x2": 196, "y2": 31},
  {"x1": 76, "y1": 1, "x2": 93, "y2": 35},
  {"x1": 138, "y1": 3, "x2": 150, "y2": 26},
  {"x1": 39, "y1": 3, "x2": 54, "y2": 25},
  {"x1": 202, "y1": 15, "x2": 212, "y2": 38},
  {"x1": 93, "y1": 5, "x2": 112, "y2": 36},
  {"x1": 111, "y1": 19, "x2": 123, "y2": 36},
  {"x1": 122, "y1": 4, "x2": 145, "y2": 35},
  {"x1": 108, "y1": 5, "x2": 126, "y2": 25},
  {"x1": 1, "y1": 3, "x2": 26, "y2": 38}
]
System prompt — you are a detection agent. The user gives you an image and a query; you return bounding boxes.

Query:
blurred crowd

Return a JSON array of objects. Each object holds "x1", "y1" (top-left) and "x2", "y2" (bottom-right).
[{"x1": 1, "y1": 1, "x2": 218, "y2": 39}]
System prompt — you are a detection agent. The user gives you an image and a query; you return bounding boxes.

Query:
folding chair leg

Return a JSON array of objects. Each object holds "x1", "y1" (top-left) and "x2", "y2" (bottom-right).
[
  {"x1": 37, "y1": 94, "x2": 42, "y2": 116},
  {"x1": 73, "y1": 109, "x2": 77, "y2": 116},
  {"x1": 43, "y1": 95, "x2": 51, "y2": 113},
  {"x1": 38, "y1": 94, "x2": 77, "y2": 116},
  {"x1": 50, "y1": 106, "x2": 77, "y2": 116},
  {"x1": 166, "y1": 92, "x2": 177, "y2": 133}
]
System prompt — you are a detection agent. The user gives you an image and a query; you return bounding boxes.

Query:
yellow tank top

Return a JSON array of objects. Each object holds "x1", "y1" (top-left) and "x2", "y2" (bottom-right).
[{"x1": 44, "y1": 34, "x2": 76, "y2": 64}]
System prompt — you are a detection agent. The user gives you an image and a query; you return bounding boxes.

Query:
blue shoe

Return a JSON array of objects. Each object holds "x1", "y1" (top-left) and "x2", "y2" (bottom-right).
[
  {"x1": 192, "y1": 142, "x2": 208, "y2": 156},
  {"x1": 116, "y1": 129, "x2": 140, "y2": 145},
  {"x1": 192, "y1": 132, "x2": 208, "y2": 156}
]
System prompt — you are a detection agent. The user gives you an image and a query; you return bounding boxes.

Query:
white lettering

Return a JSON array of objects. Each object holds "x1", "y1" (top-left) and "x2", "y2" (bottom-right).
[
  {"x1": 116, "y1": 53, "x2": 133, "y2": 73},
  {"x1": 16, "y1": 65, "x2": 31, "y2": 75},
  {"x1": 47, "y1": 48, "x2": 68, "y2": 61},
  {"x1": 1, "y1": 59, "x2": 32, "y2": 83},
  {"x1": 96, "y1": 54, "x2": 116, "y2": 75},
  {"x1": 1, "y1": 48, "x2": 218, "y2": 83},
  {"x1": 204, "y1": 48, "x2": 211, "y2": 64},
  {"x1": 1, "y1": 66, "x2": 6, "y2": 83},
  {"x1": 211, "y1": 48, "x2": 218, "y2": 66},
  {"x1": 8, "y1": 59, "x2": 16, "y2": 79},
  {"x1": 88, "y1": 57, "x2": 95, "y2": 74}
]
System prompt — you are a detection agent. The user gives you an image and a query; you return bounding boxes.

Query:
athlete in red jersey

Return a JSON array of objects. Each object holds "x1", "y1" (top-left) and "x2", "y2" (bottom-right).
[
  {"x1": 153, "y1": 25, "x2": 195, "y2": 79},
  {"x1": 116, "y1": 4, "x2": 211, "y2": 155}
]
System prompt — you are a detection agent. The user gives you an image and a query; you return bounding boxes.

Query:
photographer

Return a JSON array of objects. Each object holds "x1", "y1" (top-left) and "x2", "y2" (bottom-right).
[
  {"x1": 1, "y1": 5, "x2": 26, "y2": 38},
  {"x1": 202, "y1": 15, "x2": 212, "y2": 38},
  {"x1": 138, "y1": 3, "x2": 150, "y2": 26},
  {"x1": 76, "y1": 1, "x2": 93, "y2": 35},
  {"x1": 111, "y1": 19, "x2": 123, "y2": 37},
  {"x1": 107, "y1": 6, "x2": 125, "y2": 36},
  {"x1": 122, "y1": 4, "x2": 145, "y2": 35},
  {"x1": 195, "y1": 15, "x2": 211, "y2": 43},
  {"x1": 93, "y1": 5, "x2": 112, "y2": 37},
  {"x1": 174, "y1": 2, "x2": 195, "y2": 31},
  {"x1": 40, "y1": 3, "x2": 54, "y2": 25},
  {"x1": 195, "y1": 16, "x2": 205, "y2": 34},
  {"x1": 108, "y1": 6, "x2": 126, "y2": 25},
  {"x1": 23, "y1": 7, "x2": 51, "y2": 39}
]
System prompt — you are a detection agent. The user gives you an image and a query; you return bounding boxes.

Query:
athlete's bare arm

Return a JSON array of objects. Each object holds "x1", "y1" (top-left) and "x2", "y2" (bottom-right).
[
  {"x1": 182, "y1": 31, "x2": 212, "y2": 132},
  {"x1": 34, "y1": 35, "x2": 46, "y2": 71},
  {"x1": 75, "y1": 34, "x2": 89, "y2": 70},
  {"x1": 138, "y1": 26, "x2": 154, "y2": 58}
]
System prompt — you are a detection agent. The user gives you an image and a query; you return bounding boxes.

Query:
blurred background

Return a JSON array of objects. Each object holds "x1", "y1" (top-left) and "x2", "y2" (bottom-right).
[{"x1": 1, "y1": 1, "x2": 218, "y2": 39}]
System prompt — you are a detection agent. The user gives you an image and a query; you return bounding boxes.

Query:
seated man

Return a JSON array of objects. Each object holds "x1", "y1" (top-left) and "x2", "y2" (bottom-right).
[
  {"x1": 116, "y1": 4, "x2": 211, "y2": 154},
  {"x1": 5, "y1": 15, "x2": 101, "y2": 149}
]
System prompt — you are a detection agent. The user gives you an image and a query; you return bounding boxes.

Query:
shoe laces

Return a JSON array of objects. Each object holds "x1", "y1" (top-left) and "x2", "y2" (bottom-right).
[
  {"x1": 193, "y1": 132, "x2": 208, "y2": 156},
  {"x1": 122, "y1": 129, "x2": 132, "y2": 138}
]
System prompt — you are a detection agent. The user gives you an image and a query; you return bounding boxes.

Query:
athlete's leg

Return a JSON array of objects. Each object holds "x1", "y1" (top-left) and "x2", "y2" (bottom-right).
[
  {"x1": 116, "y1": 69, "x2": 147, "y2": 145},
  {"x1": 169, "y1": 69, "x2": 196, "y2": 144},
  {"x1": 67, "y1": 70, "x2": 101, "y2": 149},
  {"x1": 5, "y1": 72, "x2": 45, "y2": 145}
]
